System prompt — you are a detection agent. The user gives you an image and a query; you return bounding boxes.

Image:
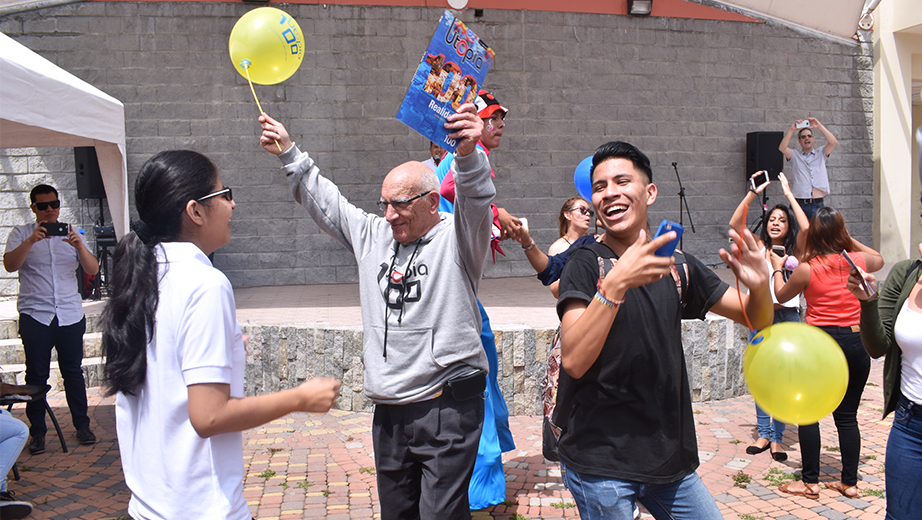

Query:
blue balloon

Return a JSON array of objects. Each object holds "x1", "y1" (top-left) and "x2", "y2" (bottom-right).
[{"x1": 573, "y1": 156, "x2": 593, "y2": 201}]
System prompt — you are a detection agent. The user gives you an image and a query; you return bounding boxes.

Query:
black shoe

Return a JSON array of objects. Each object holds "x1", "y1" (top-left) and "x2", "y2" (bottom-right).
[
  {"x1": 771, "y1": 450, "x2": 788, "y2": 462},
  {"x1": 76, "y1": 426, "x2": 96, "y2": 445},
  {"x1": 745, "y1": 440, "x2": 770, "y2": 455},
  {"x1": 28, "y1": 436, "x2": 45, "y2": 455},
  {"x1": 0, "y1": 490, "x2": 34, "y2": 519}
]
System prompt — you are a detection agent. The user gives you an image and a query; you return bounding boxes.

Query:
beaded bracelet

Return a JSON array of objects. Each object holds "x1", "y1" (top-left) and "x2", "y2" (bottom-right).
[
  {"x1": 594, "y1": 280, "x2": 625, "y2": 309},
  {"x1": 594, "y1": 291, "x2": 624, "y2": 308}
]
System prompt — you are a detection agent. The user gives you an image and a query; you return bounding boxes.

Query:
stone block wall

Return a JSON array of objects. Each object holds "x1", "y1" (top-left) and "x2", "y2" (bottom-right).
[
  {"x1": 0, "y1": 3, "x2": 873, "y2": 295},
  {"x1": 241, "y1": 316, "x2": 752, "y2": 414}
]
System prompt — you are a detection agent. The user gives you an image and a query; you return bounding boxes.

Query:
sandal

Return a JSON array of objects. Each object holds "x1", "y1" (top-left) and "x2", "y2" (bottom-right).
[
  {"x1": 826, "y1": 481, "x2": 858, "y2": 499},
  {"x1": 779, "y1": 481, "x2": 820, "y2": 500}
]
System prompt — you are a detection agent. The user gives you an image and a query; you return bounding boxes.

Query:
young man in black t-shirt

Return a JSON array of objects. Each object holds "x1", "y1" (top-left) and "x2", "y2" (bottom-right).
[{"x1": 556, "y1": 141, "x2": 773, "y2": 520}]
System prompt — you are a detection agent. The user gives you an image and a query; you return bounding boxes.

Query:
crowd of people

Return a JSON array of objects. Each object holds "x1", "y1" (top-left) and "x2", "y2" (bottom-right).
[{"x1": 2, "y1": 100, "x2": 918, "y2": 520}]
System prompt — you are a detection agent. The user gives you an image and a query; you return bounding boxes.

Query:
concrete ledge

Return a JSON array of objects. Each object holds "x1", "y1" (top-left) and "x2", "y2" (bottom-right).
[{"x1": 241, "y1": 315, "x2": 752, "y2": 414}]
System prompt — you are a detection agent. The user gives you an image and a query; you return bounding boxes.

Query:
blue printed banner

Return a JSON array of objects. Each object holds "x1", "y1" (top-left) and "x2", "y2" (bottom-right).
[{"x1": 396, "y1": 11, "x2": 494, "y2": 153}]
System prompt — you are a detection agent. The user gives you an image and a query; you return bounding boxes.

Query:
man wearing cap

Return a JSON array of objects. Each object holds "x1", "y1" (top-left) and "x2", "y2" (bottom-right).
[
  {"x1": 3, "y1": 184, "x2": 99, "y2": 455},
  {"x1": 258, "y1": 103, "x2": 494, "y2": 520},
  {"x1": 778, "y1": 117, "x2": 838, "y2": 220}
]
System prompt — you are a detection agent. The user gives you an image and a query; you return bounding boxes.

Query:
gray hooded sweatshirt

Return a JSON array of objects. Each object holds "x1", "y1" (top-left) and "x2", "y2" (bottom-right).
[{"x1": 279, "y1": 144, "x2": 494, "y2": 405}]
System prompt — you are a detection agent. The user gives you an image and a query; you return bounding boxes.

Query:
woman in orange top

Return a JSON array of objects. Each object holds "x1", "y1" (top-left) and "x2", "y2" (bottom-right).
[{"x1": 770, "y1": 206, "x2": 883, "y2": 500}]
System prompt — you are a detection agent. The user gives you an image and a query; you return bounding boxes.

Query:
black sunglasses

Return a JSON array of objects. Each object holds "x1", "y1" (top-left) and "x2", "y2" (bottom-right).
[
  {"x1": 572, "y1": 206, "x2": 593, "y2": 217},
  {"x1": 197, "y1": 187, "x2": 233, "y2": 202},
  {"x1": 34, "y1": 200, "x2": 61, "y2": 211},
  {"x1": 377, "y1": 191, "x2": 430, "y2": 213}
]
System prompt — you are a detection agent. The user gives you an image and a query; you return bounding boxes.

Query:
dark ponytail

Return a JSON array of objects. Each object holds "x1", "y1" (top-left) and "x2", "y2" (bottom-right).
[{"x1": 101, "y1": 150, "x2": 218, "y2": 396}]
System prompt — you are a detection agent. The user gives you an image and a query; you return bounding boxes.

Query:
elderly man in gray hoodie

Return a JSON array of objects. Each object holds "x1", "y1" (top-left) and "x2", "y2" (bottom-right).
[{"x1": 259, "y1": 104, "x2": 494, "y2": 520}]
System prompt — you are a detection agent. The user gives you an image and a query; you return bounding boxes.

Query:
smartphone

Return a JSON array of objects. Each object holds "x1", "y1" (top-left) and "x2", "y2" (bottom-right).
[
  {"x1": 795, "y1": 120, "x2": 811, "y2": 129},
  {"x1": 841, "y1": 250, "x2": 876, "y2": 298},
  {"x1": 749, "y1": 170, "x2": 769, "y2": 192},
  {"x1": 653, "y1": 220, "x2": 683, "y2": 257},
  {"x1": 40, "y1": 222, "x2": 69, "y2": 236},
  {"x1": 771, "y1": 245, "x2": 786, "y2": 257}
]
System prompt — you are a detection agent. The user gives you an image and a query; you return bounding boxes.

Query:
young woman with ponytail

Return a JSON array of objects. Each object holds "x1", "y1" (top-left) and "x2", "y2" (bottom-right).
[{"x1": 102, "y1": 150, "x2": 341, "y2": 519}]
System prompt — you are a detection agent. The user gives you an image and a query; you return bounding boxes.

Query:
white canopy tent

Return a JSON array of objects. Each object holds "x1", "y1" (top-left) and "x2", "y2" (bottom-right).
[{"x1": 0, "y1": 31, "x2": 128, "y2": 238}]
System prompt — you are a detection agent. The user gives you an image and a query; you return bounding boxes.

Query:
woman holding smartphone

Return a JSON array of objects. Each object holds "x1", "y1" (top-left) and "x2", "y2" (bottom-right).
[
  {"x1": 101, "y1": 150, "x2": 341, "y2": 519},
  {"x1": 845, "y1": 194, "x2": 921, "y2": 518},
  {"x1": 729, "y1": 171, "x2": 809, "y2": 461},
  {"x1": 770, "y1": 206, "x2": 883, "y2": 499}
]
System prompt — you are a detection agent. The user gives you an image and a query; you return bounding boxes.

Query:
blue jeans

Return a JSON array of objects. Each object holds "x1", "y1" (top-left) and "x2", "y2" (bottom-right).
[
  {"x1": 885, "y1": 395, "x2": 922, "y2": 519},
  {"x1": 561, "y1": 463, "x2": 722, "y2": 520},
  {"x1": 0, "y1": 409, "x2": 28, "y2": 492},
  {"x1": 755, "y1": 403, "x2": 785, "y2": 443},
  {"x1": 797, "y1": 200, "x2": 824, "y2": 222},
  {"x1": 754, "y1": 307, "x2": 799, "y2": 442}
]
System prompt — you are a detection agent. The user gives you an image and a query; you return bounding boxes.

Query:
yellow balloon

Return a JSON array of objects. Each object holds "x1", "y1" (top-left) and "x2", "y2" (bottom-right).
[
  {"x1": 744, "y1": 322, "x2": 848, "y2": 426},
  {"x1": 229, "y1": 7, "x2": 304, "y2": 85}
]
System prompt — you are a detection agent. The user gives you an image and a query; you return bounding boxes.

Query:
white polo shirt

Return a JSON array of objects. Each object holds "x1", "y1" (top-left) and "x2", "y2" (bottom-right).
[
  {"x1": 4, "y1": 223, "x2": 86, "y2": 326},
  {"x1": 115, "y1": 242, "x2": 249, "y2": 520}
]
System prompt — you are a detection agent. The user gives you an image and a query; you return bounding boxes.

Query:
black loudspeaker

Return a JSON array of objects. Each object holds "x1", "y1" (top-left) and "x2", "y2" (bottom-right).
[
  {"x1": 74, "y1": 147, "x2": 106, "y2": 199},
  {"x1": 746, "y1": 131, "x2": 783, "y2": 181}
]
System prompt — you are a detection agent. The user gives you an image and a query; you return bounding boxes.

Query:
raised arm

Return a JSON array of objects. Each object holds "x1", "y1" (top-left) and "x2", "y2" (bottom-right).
[
  {"x1": 712, "y1": 228, "x2": 773, "y2": 329},
  {"x1": 779, "y1": 121, "x2": 798, "y2": 161},
  {"x1": 729, "y1": 172, "x2": 769, "y2": 235},
  {"x1": 777, "y1": 172, "x2": 810, "y2": 255},
  {"x1": 809, "y1": 118, "x2": 838, "y2": 156}
]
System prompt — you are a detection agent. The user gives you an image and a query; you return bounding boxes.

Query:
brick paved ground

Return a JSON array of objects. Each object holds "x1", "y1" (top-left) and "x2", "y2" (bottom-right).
[
  {"x1": 1, "y1": 279, "x2": 893, "y2": 519},
  {"x1": 4, "y1": 358, "x2": 888, "y2": 520}
]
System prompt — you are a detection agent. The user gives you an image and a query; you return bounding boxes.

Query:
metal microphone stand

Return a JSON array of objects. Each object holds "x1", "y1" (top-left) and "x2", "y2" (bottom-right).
[{"x1": 672, "y1": 162, "x2": 695, "y2": 249}]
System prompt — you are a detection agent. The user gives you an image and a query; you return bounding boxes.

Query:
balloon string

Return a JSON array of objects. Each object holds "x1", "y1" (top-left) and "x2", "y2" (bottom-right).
[
  {"x1": 735, "y1": 199, "x2": 755, "y2": 332},
  {"x1": 244, "y1": 67, "x2": 282, "y2": 152}
]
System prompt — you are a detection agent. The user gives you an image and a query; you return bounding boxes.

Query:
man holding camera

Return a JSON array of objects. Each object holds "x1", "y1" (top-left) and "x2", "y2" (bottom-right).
[
  {"x1": 779, "y1": 117, "x2": 838, "y2": 220},
  {"x1": 3, "y1": 184, "x2": 99, "y2": 454}
]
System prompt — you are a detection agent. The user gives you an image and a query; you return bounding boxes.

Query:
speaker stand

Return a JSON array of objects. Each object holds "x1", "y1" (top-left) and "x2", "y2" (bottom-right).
[{"x1": 749, "y1": 190, "x2": 770, "y2": 236}]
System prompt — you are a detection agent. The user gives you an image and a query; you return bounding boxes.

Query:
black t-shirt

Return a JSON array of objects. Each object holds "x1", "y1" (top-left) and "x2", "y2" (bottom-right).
[{"x1": 555, "y1": 244, "x2": 728, "y2": 484}]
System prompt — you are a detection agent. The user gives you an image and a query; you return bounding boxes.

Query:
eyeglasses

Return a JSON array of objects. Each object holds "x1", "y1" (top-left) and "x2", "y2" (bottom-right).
[
  {"x1": 377, "y1": 191, "x2": 430, "y2": 213},
  {"x1": 34, "y1": 200, "x2": 61, "y2": 211},
  {"x1": 799, "y1": 134, "x2": 813, "y2": 139},
  {"x1": 197, "y1": 187, "x2": 233, "y2": 202},
  {"x1": 571, "y1": 206, "x2": 593, "y2": 217}
]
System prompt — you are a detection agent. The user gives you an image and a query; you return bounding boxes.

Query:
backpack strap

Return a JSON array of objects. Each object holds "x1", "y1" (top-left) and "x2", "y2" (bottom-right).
[
  {"x1": 671, "y1": 250, "x2": 688, "y2": 303},
  {"x1": 585, "y1": 242, "x2": 688, "y2": 302}
]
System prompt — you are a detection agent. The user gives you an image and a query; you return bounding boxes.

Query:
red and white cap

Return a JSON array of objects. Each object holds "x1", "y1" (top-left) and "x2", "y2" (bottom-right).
[{"x1": 474, "y1": 89, "x2": 508, "y2": 119}]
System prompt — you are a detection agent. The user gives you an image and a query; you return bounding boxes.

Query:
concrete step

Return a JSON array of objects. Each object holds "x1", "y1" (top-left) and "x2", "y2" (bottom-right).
[
  {"x1": 0, "y1": 355, "x2": 105, "y2": 390},
  {"x1": 0, "y1": 332, "x2": 102, "y2": 365}
]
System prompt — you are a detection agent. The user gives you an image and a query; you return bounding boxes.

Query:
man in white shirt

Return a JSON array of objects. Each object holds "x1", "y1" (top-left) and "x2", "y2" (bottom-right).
[
  {"x1": 3, "y1": 184, "x2": 99, "y2": 455},
  {"x1": 421, "y1": 141, "x2": 447, "y2": 173},
  {"x1": 778, "y1": 117, "x2": 838, "y2": 221}
]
